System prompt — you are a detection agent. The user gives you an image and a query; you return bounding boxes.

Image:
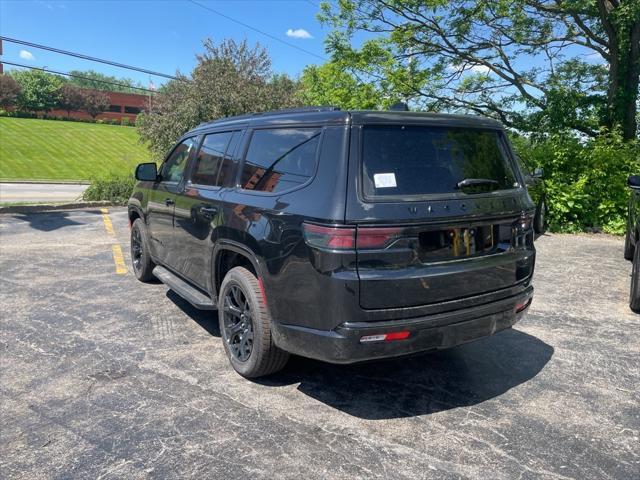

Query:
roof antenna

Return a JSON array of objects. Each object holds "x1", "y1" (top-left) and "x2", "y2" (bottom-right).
[{"x1": 389, "y1": 101, "x2": 409, "y2": 111}]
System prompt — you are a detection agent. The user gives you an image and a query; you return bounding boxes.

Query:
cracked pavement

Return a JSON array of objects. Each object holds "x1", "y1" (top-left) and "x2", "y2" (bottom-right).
[{"x1": 0, "y1": 208, "x2": 638, "y2": 479}]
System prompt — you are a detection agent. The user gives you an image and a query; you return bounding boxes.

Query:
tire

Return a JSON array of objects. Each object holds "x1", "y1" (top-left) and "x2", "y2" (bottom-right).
[
  {"x1": 624, "y1": 227, "x2": 634, "y2": 261},
  {"x1": 218, "y1": 267, "x2": 289, "y2": 378},
  {"x1": 130, "y1": 218, "x2": 156, "y2": 282},
  {"x1": 534, "y1": 197, "x2": 547, "y2": 234},
  {"x1": 630, "y1": 243, "x2": 640, "y2": 313}
]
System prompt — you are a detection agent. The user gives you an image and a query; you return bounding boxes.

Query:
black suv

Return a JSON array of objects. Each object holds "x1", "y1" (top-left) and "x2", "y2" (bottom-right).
[
  {"x1": 624, "y1": 174, "x2": 640, "y2": 312},
  {"x1": 128, "y1": 108, "x2": 536, "y2": 378}
]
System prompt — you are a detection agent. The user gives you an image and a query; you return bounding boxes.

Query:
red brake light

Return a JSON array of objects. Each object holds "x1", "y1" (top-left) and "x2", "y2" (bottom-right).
[
  {"x1": 360, "y1": 331, "x2": 411, "y2": 343},
  {"x1": 356, "y1": 227, "x2": 402, "y2": 249},
  {"x1": 303, "y1": 223, "x2": 356, "y2": 250}
]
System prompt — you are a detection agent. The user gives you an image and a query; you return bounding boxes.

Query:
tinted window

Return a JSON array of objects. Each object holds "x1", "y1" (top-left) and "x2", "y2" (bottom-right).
[
  {"x1": 240, "y1": 128, "x2": 320, "y2": 193},
  {"x1": 191, "y1": 132, "x2": 234, "y2": 186},
  {"x1": 108, "y1": 104, "x2": 122, "y2": 113},
  {"x1": 160, "y1": 138, "x2": 195, "y2": 183},
  {"x1": 124, "y1": 106, "x2": 141, "y2": 114},
  {"x1": 362, "y1": 126, "x2": 517, "y2": 198},
  {"x1": 217, "y1": 131, "x2": 241, "y2": 187}
]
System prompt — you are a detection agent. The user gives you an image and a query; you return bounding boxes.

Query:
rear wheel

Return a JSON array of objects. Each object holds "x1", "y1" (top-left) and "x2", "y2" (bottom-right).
[
  {"x1": 219, "y1": 267, "x2": 289, "y2": 378},
  {"x1": 630, "y1": 243, "x2": 640, "y2": 313},
  {"x1": 130, "y1": 218, "x2": 155, "y2": 282}
]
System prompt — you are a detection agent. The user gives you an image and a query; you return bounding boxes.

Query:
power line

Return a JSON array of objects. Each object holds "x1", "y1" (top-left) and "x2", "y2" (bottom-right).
[
  {"x1": 187, "y1": 0, "x2": 326, "y2": 61},
  {"x1": 1, "y1": 61, "x2": 157, "y2": 93},
  {"x1": 0, "y1": 36, "x2": 181, "y2": 81}
]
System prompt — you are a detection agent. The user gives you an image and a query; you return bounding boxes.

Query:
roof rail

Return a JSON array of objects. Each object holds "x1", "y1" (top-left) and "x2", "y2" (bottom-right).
[{"x1": 196, "y1": 106, "x2": 341, "y2": 128}]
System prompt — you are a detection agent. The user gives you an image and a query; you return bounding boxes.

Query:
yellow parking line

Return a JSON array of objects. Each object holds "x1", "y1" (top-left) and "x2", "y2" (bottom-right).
[
  {"x1": 100, "y1": 208, "x2": 115, "y2": 236},
  {"x1": 100, "y1": 208, "x2": 127, "y2": 275},
  {"x1": 112, "y1": 244, "x2": 128, "y2": 275}
]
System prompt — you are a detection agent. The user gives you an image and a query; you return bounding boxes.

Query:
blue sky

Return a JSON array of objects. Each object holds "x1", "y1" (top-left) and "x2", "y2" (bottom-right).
[{"x1": 0, "y1": 0, "x2": 330, "y2": 88}]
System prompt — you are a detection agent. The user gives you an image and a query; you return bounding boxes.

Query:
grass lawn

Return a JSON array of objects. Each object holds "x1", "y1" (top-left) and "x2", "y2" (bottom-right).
[{"x1": 0, "y1": 117, "x2": 150, "y2": 181}]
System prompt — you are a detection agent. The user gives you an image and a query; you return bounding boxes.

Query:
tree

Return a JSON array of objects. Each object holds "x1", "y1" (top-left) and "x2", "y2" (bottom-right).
[
  {"x1": 137, "y1": 38, "x2": 301, "y2": 160},
  {"x1": 299, "y1": 62, "x2": 389, "y2": 109},
  {"x1": 57, "y1": 84, "x2": 85, "y2": 118},
  {"x1": 0, "y1": 74, "x2": 22, "y2": 109},
  {"x1": 82, "y1": 90, "x2": 110, "y2": 119},
  {"x1": 319, "y1": 0, "x2": 640, "y2": 140},
  {"x1": 10, "y1": 70, "x2": 64, "y2": 114},
  {"x1": 68, "y1": 70, "x2": 143, "y2": 93}
]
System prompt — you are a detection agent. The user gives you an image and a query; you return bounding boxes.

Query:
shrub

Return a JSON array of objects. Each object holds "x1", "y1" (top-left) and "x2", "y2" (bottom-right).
[
  {"x1": 121, "y1": 117, "x2": 130, "y2": 126},
  {"x1": 82, "y1": 175, "x2": 136, "y2": 204},
  {"x1": 512, "y1": 131, "x2": 640, "y2": 234}
]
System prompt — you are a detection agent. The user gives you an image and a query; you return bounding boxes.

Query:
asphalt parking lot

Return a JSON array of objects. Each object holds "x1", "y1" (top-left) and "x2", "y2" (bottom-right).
[{"x1": 0, "y1": 207, "x2": 638, "y2": 479}]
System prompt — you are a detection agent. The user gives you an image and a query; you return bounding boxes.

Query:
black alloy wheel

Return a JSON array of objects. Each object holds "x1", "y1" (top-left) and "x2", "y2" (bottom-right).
[{"x1": 222, "y1": 284, "x2": 254, "y2": 362}]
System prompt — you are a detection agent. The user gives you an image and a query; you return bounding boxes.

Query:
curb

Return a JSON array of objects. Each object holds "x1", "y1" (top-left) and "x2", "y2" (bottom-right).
[
  {"x1": 0, "y1": 180, "x2": 91, "y2": 185},
  {"x1": 0, "y1": 201, "x2": 118, "y2": 214}
]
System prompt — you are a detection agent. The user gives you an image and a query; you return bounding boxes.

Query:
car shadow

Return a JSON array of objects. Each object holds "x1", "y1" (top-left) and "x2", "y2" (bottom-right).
[
  {"x1": 9, "y1": 210, "x2": 102, "y2": 232},
  {"x1": 262, "y1": 328, "x2": 553, "y2": 420},
  {"x1": 166, "y1": 289, "x2": 220, "y2": 337},
  {"x1": 165, "y1": 290, "x2": 553, "y2": 420}
]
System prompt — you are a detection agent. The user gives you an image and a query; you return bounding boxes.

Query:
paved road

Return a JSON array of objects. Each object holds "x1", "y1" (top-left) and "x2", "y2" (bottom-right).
[
  {"x1": 0, "y1": 183, "x2": 89, "y2": 203},
  {"x1": 0, "y1": 208, "x2": 638, "y2": 479}
]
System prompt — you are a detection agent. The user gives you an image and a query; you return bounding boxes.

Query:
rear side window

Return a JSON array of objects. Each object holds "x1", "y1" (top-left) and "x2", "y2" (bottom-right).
[
  {"x1": 361, "y1": 126, "x2": 517, "y2": 199},
  {"x1": 240, "y1": 128, "x2": 321, "y2": 193},
  {"x1": 191, "y1": 131, "x2": 234, "y2": 186}
]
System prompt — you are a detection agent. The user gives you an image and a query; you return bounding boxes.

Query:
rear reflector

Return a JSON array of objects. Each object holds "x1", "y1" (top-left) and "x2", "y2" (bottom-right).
[
  {"x1": 515, "y1": 299, "x2": 531, "y2": 313},
  {"x1": 303, "y1": 223, "x2": 355, "y2": 250},
  {"x1": 360, "y1": 331, "x2": 411, "y2": 343}
]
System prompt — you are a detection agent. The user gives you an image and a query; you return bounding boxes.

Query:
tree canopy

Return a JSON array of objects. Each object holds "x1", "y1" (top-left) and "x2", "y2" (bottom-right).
[
  {"x1": 136, "y1": 39, "x2": 300, "y2": 160},
  {"x1": 318, "y1": 0, "x2": 639, "y2": 139}
]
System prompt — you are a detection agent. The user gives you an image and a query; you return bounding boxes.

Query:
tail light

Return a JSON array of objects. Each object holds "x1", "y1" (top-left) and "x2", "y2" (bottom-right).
[
  {"x1": 303, "y1": 223, "x2": 355, "y2": 250},
  {"x1": 356, "y1": 227, "x2": 402, "y2": 249},
  {"x1": 516, "y1": 213, "x2": 534, "y2": 232},
  {"x1": 303, "y1": 223, "x2": 403, "y2": 250}
]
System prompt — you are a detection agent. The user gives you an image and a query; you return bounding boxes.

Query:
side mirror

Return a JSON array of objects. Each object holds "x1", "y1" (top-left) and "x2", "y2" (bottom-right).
[
  {"x1": 628, "y1": 175, "x2": 640, "y2": 189},
  {"x1": 135, "y1": 162, "x2": 158, "y2": 182},
  {"x1": 532, "y1": 167, "x2": 544, "y2": 179}
]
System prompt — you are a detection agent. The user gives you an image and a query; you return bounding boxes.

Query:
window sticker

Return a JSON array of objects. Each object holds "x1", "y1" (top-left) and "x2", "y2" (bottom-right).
[{"x1": 373, "y1": 172, "x2": 397, "y2": 188}]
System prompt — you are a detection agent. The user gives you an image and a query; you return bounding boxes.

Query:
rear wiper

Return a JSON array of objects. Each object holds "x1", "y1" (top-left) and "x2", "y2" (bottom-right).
[{"x1": 456, "y1": 178, "x2": 499, "y2": 189}]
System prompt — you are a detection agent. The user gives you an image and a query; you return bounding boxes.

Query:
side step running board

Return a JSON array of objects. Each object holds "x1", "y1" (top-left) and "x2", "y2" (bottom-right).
[{"x1": 153, "y1": 266, "x2": 216, "y2": 310}]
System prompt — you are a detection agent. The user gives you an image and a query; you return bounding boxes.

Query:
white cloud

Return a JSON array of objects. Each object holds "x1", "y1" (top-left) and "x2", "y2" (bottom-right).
[
  {"x1": 447, "y1": 63, "x2": 491, "y2": 75},
  {"x1": 286, "y1": 28, "x2": 313, "y2": 39},
  {"x1": 19, "y1": 50, "x2": 35, "y2": 61}
]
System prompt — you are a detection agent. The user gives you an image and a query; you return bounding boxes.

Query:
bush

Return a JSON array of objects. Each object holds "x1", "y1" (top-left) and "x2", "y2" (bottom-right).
[
  {"x1": 82, "y1": 175, "x2": 136, "y2": 204},
  {"x1": 512, "y1": 131, "x2": 640, "y2": 234},
  {"x1": 120, "y1": 117, "x2": 130, "y2": 126}
]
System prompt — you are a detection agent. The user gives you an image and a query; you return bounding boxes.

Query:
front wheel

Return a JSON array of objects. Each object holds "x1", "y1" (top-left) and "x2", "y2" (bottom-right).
[
  {"x1": 130, "y1": 218, "x2": 155, "y2": 282},
  {"x1": 534, "y1": 197, "x2": 547, "y2": 234},
  {"x1": 630, "y1": 243, "x2": 640, "y2": 313},
  {"x1": 219, "y1": 267, "x2": 289, "y2": 378},
  {"x1": 624, "y1": 227, "x2": 634, "y2": 261}
]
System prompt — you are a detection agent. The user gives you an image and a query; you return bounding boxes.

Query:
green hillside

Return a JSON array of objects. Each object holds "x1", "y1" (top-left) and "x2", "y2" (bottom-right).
[{"x1": 0, "y1": 117, "x2": 150, "y2": 181}]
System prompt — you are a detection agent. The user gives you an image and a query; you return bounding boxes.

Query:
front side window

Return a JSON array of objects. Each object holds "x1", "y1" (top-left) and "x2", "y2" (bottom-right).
[
  {"x1": 362, "y1": 126, "x2": 517, "y2": 199},
  {"x1": 240, "y1": 128, "x2": 321, "y2": 193},
  {"x1": 191, "y1": 131, "x2": 234, "y2": 186},
  {"x1": 160, "y1": 137, "x2": 196, "y2": 183}
]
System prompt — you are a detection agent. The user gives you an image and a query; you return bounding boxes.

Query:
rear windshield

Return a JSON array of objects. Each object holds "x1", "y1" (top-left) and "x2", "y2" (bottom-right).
[{"x1": 361, "y1": 125, "x2": 518, "y2": 199}]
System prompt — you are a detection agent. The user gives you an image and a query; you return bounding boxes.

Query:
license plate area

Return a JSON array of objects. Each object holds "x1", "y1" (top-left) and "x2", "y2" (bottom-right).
[{"x1": 418, "y1": 223, "x2": 512, "y2": 262}]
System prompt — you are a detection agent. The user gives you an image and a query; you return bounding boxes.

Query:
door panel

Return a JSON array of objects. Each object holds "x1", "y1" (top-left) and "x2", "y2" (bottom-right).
[
  {"x1": 172, "y1": 131, "x2": 240, "y2": 290},
  {"x1": 145, "y1": 137, "x2": 197, "y2": 265}
]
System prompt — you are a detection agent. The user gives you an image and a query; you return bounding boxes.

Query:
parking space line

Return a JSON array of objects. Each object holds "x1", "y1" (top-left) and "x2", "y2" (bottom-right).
[
  {"x1": 111, "y1": 244, "x2": 128, "y2": 275},
  {"x1": 100, "y1": 208, "x2": 127, "y2": 275}
]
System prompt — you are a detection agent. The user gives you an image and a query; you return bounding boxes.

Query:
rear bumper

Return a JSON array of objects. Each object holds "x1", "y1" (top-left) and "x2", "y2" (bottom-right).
[{"x1": 271, "y1": 285, "x2": 533, "y2": 364}]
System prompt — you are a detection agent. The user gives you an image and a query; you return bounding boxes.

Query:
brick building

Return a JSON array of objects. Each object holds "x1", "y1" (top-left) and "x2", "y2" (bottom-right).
[{"x1": 49, "y1": 89, "x2": 152, "y2": 122}]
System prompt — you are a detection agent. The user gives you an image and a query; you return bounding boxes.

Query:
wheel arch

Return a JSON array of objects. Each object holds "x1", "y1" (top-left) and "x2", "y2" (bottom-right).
[{"x1": 212, "y1": 241, "x2": 263, "y2": 298}]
